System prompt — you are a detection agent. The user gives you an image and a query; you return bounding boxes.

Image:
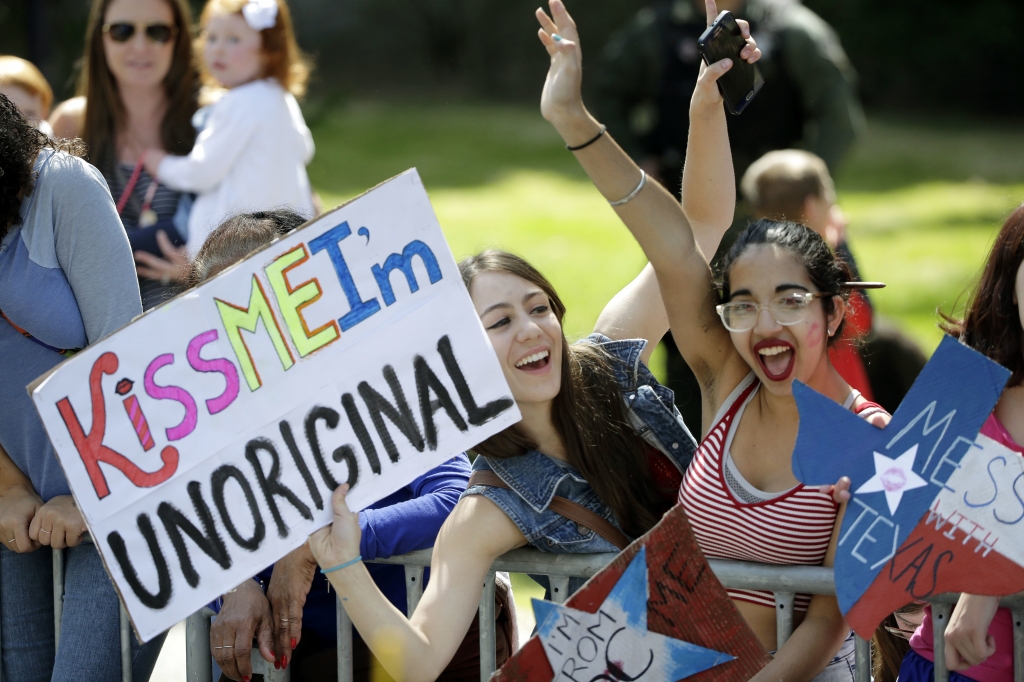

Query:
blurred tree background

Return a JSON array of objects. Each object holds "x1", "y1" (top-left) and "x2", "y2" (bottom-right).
[{"x1": 3, "y1": 0, "x2": 1023, "y2": 113}]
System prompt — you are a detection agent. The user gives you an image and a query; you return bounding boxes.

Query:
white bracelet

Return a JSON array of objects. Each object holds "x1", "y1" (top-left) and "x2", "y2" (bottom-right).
[{"x1": 609, "y1": 170, "x2": 647, "y2": 207}]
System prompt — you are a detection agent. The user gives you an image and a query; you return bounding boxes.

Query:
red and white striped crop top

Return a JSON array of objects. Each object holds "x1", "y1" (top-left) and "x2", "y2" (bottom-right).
[{"x1": 678, "y1": 374, "x2": 887, "y2": 611}]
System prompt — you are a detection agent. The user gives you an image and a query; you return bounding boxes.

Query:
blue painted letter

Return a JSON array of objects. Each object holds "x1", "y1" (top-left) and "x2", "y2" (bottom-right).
[
  {"x1": 310, "y1": 223, "x2": 381, "y2": 331},
  {"x1": 371, "y1": 240, "x2": 443, "y2": 306}
]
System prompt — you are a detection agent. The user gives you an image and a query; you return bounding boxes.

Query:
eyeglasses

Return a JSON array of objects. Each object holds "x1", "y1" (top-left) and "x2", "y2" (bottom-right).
[
  {"x1": 103, "y1": 23, "x2": 178, "y2": 44},
  {"x1": 715, "y1": 291, "x2": 833, "y2": 332}
]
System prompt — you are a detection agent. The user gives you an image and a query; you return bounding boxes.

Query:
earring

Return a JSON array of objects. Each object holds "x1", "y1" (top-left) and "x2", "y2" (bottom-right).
[{"x1": 827, "y1": 327, "x2": 834, "y2": 337}]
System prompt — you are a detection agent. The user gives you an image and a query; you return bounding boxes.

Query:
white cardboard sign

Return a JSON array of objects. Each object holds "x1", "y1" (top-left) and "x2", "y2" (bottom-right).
[{"x1": 31, "y1": 170, "x2": 520, "y2": 642}]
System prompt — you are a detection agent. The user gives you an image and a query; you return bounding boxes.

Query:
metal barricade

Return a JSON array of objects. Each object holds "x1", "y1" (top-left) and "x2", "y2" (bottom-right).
[
  {"x1": 0, "y1": 537, "x2": 133, "y2": 682},
  {"x1": 182, "y1": 548, "x2": 872, "y2": 679}
]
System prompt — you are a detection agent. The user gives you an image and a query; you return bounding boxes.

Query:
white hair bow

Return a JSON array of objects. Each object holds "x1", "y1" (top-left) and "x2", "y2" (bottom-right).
[{"x1": 242, "y1": 0, "x2": 278, "y2": 31}]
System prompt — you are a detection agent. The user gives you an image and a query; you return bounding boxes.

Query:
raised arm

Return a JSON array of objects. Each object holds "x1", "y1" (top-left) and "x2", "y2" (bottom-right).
[
  {"x1": 309, "y1": 486, "x2": 526, "y2": 682},
  {"x1": 539, "y1": 0, "x2": 756, "y2": 392}
]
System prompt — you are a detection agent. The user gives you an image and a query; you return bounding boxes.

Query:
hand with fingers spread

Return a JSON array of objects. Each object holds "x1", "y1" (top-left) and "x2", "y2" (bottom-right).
[
  {"x1": 945, "y1": 594, "x2": 1000, "y2": 671},
  {"x1": 211, "y1": 578, "x2": 275, "y2": 682},
  {"x1": 266, "y1": 543, "x2": 319, "y2": 671},
  {"x1": 134, "y1": 230, "x2": 190, "y2": 285},
  {"x1": 0, "y1": 481, "x2": 43, "y2": 553},
  {"x1": 308, "y1": 483, "x2": 362, "y2": 573},
  {"x1": 28, "y1": 494, "x2": 87, "y2": 549},
  {"x1": 535, "y1": 0, "x2": 586, "y2": 127},
  {"x1": 691, "y1": 0, "x2": 762, "y2": 115}
]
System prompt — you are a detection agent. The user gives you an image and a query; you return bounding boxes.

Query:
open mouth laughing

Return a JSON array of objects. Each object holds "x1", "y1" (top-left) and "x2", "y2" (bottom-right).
[
  {"x1": 753, "y1": 338, "x2": 795, "y2": 382},
  {"x1": 514, "y1": 349, "x2": 551, "y2": 372}
]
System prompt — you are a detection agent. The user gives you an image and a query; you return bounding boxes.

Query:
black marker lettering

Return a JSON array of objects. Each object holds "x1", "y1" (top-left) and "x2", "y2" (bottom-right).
[
  {"x1": 157, "y1": 481, "x2": 231, "y2": 588},
  {"x1": 332, "y1": 445, "x2": 359, "y2": 487},
  {"x1": 108, "y1": 514, "x2": 172, "y2": 609},
  {"x1": 414, "y1": 354, "x2": 467, "y2": 449},
  {"x1": 437, "y1": 335, "x2": 513, "y2": 426},
  {"x1": 245, "y1": 437, "x2": 313, "y2": 537},
  {"x1": 358, "y1": 365, "x2": 424, "y2": 462},
  {"x1": 342, "y1": 394, "x2": 381, "y2": 475},
  {"x1": 212, "y1": 464, "x2": 265, "y2": 551},
  {"x1": 305, "y1": 406, "x2": 342, "y2": 489},
  {"x1": 280, "y1": 419, "x2": 324, "y2": 510}
]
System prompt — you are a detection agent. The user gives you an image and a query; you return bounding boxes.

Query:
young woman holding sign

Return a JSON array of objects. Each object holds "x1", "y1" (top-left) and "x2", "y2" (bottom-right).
[
  {"x1": 887, "y1": 204, "x2": 1024, "y2": 682},
  {"x1": 0, "y1": 94, "x2": 164, "y2": 680},
  {"x1": 528, "y1": 1, "x2": 891, "y2": 681},
  {"x1": 303, "y1": 2, "x2": 760, "y2": 680}
]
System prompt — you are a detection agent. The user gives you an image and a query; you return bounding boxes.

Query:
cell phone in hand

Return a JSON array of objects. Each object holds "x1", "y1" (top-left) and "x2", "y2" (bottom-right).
[{"x1": 697, "y1": 10, "x2": 764, "y2": 115}]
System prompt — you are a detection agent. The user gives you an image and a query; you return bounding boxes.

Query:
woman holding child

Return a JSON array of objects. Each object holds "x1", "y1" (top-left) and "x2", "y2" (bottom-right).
[{"x1": 50, "y1": 0, "x2": 199, "y2": 308}]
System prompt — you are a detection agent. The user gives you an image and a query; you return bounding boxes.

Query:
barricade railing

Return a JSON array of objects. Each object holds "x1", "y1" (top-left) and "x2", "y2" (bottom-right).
[{"x1": 1, "y1": 543, "x2": 1020, "y2": 682}]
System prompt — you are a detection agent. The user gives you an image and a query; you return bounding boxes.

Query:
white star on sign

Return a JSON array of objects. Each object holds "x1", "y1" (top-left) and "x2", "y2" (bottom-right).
[
  {"x1": 854, "y1": 444, "x2": 929, "y2": 515},
  {"x1": 532, "y1": 548, "x2": 732, "y2": 682}
]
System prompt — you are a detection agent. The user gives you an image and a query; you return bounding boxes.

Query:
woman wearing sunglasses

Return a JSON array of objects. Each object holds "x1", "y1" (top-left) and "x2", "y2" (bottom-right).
[
  {"x1": 50, "y1": 0, "x2": 198, "y2": 309},
  {"x1": 528, "y1": 0, "x2": 890, "y2": 679}
]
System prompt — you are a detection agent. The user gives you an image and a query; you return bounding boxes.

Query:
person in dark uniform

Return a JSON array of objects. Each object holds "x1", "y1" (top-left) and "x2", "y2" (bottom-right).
[{"x1": 592, "y1": 0, "x2": 864, "y2": 433}]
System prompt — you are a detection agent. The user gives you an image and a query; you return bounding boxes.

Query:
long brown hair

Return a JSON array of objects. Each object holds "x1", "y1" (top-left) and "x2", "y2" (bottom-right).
[
  {"x1": 460, "y1": 250, "x2": 667, "y2": 539},
  {"x1": 198, "y1": 0, "x2": 311, "y2": 97},
  {"x1": 943, "y1": 204, "x2": 1024, "y2": 387},
  {"x1": 78, "y1": 0, "x2": 198, "y2": 173}
]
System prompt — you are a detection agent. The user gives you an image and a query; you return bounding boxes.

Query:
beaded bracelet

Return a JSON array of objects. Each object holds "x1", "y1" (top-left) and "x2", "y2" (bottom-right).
[{"x1": 320, "y1": 555, "x2": 362, "y2": 574}]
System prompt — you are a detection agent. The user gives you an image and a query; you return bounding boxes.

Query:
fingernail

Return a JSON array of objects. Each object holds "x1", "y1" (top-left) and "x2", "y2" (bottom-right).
[
  {"x1": 275, "y1": 660, "x2": 281, "y2": 670},
  {"x1": 291, "y1": 637, "x2": 297, "y2": 648},
  {"x1": 243, "y1": 678, "x2": 250, "y2": 682},
  {"x1": 282, "y1": 655, "x2": 288, "y2": 668},
  {"x1": 721, "y1": 58, "x2": 732, "y2": 67},
  {"x1": 552, "y1": 34, "x2": 562, "y2": 41}
]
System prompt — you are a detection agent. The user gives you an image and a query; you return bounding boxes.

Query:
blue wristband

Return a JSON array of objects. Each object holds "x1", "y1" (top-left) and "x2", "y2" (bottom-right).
[{"x1": 320, "y1": 555, "x2": 362, "y2": 574}]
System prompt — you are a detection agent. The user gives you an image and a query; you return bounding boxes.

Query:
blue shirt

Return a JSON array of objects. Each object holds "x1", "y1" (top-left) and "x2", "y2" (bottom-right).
[
  {"x1": 256, "y1": 455, "x2": 471, "y2": 643},
  {"x1": 0, "y1": 150, "x2": 142, "y2": 500}
]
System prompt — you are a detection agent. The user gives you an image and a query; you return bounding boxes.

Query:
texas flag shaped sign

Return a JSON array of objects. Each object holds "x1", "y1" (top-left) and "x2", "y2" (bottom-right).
[{"x1": 791, "y1": 334, "x2": 1024, "y2": 638}]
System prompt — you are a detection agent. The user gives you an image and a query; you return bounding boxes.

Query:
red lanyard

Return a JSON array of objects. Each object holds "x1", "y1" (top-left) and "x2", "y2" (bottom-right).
[{"x1": 116, "y1": 156, "x2": 160, "y2": 226}]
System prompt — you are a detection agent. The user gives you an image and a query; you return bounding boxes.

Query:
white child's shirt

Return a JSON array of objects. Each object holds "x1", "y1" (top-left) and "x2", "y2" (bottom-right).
[{"x1": 158, "y1": 78, "x2": 316, "y2": 256}]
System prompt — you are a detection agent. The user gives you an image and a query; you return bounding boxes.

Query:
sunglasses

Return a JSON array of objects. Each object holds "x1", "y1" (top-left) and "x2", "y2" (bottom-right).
[{"x1": 103, "y1": 22, "x2": 178, "y2": 44}]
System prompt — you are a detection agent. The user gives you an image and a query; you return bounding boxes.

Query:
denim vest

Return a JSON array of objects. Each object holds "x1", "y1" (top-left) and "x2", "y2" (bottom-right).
[{"x1": 463, "y1": 333, "x2": 697, "y2": 558}]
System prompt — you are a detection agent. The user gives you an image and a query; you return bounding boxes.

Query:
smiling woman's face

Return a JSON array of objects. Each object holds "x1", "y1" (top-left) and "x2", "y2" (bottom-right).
[
  {"x1": 726, "y1": 243, "x2": 842, "y2": 394},
  {"x1": 470, "y1": 271, "x2": 563, "y2": 406},
  {"x1": 103, "y1": 0, "x2": 176, "y2": 90}
]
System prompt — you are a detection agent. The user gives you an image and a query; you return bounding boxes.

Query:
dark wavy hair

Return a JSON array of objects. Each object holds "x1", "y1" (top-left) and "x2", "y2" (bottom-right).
[
  {"x1": 0, "y1": 93, "x2": 84, "y2": 240},
  {"x1": 78, "y1": 0, "x2": 198, "y2": 174},
  {"x1": 718, "y1": 219, "x2": 854, "y2": 344},
  {"x1": 943, "y1": 204, "x2": 1024, "y2": 387},
  {"x1": 459, "y1": 250, "x2": 668, "y2": 539}
]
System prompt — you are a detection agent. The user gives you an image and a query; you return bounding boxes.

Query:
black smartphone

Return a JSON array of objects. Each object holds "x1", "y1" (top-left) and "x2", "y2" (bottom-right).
[{"x1": 697, "y1": 10, "x2": 764, "y2": 115}]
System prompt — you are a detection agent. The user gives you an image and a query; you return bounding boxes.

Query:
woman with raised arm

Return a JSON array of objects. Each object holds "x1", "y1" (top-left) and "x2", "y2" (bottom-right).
[
  {"x1": 301, "y1": 4, "x2": 756, "y2": 680},
  {"x1": 894, "y1": 205, "x2": 1024, "y2": 682},
  {"x1": 534, "y1": 1, "x2": 891, "y2": 680}
]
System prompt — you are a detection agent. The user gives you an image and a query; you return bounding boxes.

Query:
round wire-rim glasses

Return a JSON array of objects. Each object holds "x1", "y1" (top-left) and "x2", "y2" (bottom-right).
[{"x1": 715, "y1": 291, "x2": 833, "y2": 333}]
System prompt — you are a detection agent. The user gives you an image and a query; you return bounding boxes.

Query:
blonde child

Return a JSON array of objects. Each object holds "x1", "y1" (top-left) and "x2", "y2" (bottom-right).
[
  {"x1": 0, "y1": 55, "x2": 53, "y2": 132},
  {"x1": 143, "y1": 0, "x2": 315, "y2": 256}
]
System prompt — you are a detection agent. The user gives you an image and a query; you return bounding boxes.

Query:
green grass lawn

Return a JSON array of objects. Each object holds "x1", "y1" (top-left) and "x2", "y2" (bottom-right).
[{"x1": 307, "y1": 102, "x2": 1024, "y2": 637}]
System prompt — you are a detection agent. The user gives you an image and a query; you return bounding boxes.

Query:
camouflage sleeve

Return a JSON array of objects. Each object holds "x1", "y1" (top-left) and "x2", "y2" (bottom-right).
[
  {"x1": 777, "y1": 5, "x2": 865, "y2": 172},
  {"x1": 589, "y1": 9, "x2": 663, "y2": 162}
]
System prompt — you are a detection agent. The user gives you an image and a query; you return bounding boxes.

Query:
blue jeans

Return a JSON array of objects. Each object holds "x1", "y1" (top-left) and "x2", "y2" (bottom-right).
[{"x1": 0, "y1": 542, "x2": 166, "y2": 681}]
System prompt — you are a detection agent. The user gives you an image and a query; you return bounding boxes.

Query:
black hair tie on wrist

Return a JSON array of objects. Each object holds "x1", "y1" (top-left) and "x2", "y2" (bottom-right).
[{"x1": 566, "y1": 125, "x2": 607, "y2": 151}]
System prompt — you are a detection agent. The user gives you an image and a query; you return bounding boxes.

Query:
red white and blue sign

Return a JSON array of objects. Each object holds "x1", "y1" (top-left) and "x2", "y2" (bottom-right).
[{"x1": 792, "y1": 334, "x2": 1024, "y2": 637}]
